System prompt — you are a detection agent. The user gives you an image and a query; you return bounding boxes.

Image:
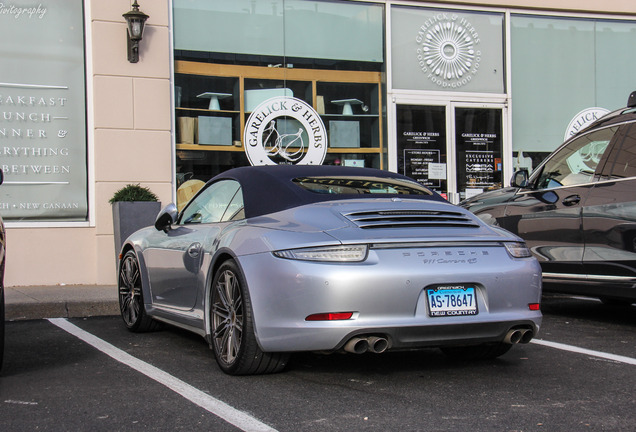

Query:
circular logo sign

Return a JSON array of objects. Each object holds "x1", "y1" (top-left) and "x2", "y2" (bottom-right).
[
  {"x1": 416, "y1": 14, "x2": 481, "y2": 89},
  {"x1": 564, "y1": 107, "x2": 609, "y2": 140},
  {"x1": 244, "y1": 97, "x2": 327, "y2": 166}
]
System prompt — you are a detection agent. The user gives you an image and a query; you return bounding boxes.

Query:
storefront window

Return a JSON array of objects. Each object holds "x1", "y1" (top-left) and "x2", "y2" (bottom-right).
[
  {"x1": 174, "y1": 0, "x2": 383, "y2": 66},
  {"x1": 0, "y1": 1, "x2": 87, "y2": 222},
  {"x1": 173, "y1": 0, "x2": 386, "y2": 209},
  {"x1": 511, "y1": 15, "x2": 636, "y2": 172}
]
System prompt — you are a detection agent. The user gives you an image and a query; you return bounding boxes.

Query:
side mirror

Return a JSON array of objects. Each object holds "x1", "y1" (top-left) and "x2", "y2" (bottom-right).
[
  {"x1": 154, "y1": 203, "x2": 178, "y2": 233},
  {"x1": 511, "y1": 170, "x2": 529, "y2": 188}
]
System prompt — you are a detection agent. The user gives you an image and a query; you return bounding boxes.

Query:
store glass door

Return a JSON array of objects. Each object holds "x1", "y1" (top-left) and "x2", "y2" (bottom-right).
[
  {"x1": 453, "y1": 105, "x2": 504, "y2": 202},
  {"x1": 395, "y1": 104, "x2": 450, "y2": 199},
  {"x1": 393, "y1": 101, "x2": 506, "y2": 203}
]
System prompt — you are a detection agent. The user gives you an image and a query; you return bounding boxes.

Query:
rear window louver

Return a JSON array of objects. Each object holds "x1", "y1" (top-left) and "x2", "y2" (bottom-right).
[{"x1": 344, "y1": 210, "x2": 480, "y2": 229}]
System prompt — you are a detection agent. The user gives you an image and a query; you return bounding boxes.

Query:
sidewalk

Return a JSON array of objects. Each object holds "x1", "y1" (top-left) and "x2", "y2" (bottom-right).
[{"x1": 5, "y1": 285, "x2": 119, "y2": 321}]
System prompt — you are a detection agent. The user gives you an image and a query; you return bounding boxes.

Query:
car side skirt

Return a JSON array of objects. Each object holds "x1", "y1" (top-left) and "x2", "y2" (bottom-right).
[
  {"x1": 543, "y1": 272, "x2": 636, "y2": 300},
  {"x1": 543, "y1": 272, "x2": 636, "y2": 284}
]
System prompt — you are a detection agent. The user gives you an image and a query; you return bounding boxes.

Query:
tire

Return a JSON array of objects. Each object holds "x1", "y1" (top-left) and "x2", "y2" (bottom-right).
[
  {"x1": 118, "y1": 250, "x2": 160, "y2": 332},
  {"x1": 211, "y1": 260, "x2": 289, "y2": 375},
  {"x1": 600, "y1": 297, "x2": 634, "y2": 306},
  {"x1": 0, "y1": 287, "x2": 4, "y2": 371},
  {"x1": 440, "y1": 342, "x2": 513, "y2": 361}
]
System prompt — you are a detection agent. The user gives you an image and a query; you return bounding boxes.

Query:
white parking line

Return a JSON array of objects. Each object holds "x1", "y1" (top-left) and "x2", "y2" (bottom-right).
[
  {"x1": 531, "y1": 339, "x2": 636, "y2": 366},
  {"x1": 48, "y1": 318, "x2": 278, "y2": 432}
]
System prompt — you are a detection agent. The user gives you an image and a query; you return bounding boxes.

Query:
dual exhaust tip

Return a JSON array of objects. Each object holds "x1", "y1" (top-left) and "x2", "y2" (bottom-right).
[
  {"x1": 343, "y1": 329, "x2": 533, "y2": 353},
  {"x1": 504, "y1": 328, "x2": 534, "y2": 345},
  {"x1": 343, "y1": 336, "x2": 389, "y2": 354}
]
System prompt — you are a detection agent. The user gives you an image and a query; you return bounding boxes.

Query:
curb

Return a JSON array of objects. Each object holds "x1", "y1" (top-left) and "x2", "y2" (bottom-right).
[
  {"x1": 5, "y1": 285, "x2": 119, "y2": 321},
  {"x1": 6, "y1": 301, "x2": 119, "y2": 321}
]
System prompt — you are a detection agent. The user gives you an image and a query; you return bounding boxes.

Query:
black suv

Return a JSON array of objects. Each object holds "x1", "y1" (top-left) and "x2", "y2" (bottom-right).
[{"x1": 461, "y1": 92, "x2": 636, "y2": 304}]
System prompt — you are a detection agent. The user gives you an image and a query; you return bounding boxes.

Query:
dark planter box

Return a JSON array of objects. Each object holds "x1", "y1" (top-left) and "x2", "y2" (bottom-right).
[{"x1": 112, "y1": 201, "x2": 161, "y2": 258}]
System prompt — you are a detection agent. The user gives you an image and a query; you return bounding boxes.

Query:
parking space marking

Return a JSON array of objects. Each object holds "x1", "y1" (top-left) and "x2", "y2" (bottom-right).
[
  {"x1": 48, "y1": 318, "x2": 278, "y2": 432},
  {"x1": 532, "y1": 339, "x2": 636, "y2": 366}
]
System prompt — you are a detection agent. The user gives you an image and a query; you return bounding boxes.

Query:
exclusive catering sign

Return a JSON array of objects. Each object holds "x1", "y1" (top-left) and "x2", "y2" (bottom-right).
[{"x1": 244, "y1": 96, "x2": 328, "y2": 166}]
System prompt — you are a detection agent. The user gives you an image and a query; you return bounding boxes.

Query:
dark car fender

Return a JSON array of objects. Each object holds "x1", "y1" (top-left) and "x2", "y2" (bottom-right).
[{"x1": 460, "y1": 186, "x2": 519, "y2": 226}]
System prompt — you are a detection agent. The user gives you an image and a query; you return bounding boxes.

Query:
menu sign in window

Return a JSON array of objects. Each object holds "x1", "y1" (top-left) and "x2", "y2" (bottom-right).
[
  {"x1": 404, "y1": 149, "x2": 443, "y2": 188},
  {"x1": 0, "y1": 1, "x2": 87, "y2": 221}
]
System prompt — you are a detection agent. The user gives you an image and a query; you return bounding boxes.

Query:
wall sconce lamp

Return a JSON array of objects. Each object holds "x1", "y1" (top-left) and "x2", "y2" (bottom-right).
[{"x1": 123, "y1": 1, "x2": 149, "y2": 63}]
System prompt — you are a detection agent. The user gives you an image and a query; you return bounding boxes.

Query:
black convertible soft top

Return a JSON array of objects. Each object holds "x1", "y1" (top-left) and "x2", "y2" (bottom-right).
[{"x1": 209, "y1": 165, "x2": 446, "y2": 218}]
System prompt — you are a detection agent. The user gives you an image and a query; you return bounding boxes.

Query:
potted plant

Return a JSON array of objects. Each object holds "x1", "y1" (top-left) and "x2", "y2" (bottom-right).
[{"x1": 110, "y1": 184, "x2": 161, "y2": 257}]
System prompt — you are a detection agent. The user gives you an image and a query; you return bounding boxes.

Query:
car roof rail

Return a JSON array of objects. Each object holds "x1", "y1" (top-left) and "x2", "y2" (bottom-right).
[{"x1": 628, "y1": 91, "x2": 636, "y2": 108}]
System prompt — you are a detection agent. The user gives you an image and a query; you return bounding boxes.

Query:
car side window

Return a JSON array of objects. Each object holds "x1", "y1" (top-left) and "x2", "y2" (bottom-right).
[
  {"x1": 221, "y1": 188, "x2": 244, "y2": 222},
  {"x1": 180, "y1": 180, "x2": 242, "y2": 225},
  {"x1": 602, "y1": 124, "x2": 636, "y2": 180},
  {"x1": 535, "y1": 127, "x2": 617, "y2": 190}
]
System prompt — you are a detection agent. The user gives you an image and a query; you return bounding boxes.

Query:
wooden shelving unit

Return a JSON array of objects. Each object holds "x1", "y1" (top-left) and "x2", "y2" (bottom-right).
[{"x1": 174, "y1": 61, "x2": 384, "y2": 169}]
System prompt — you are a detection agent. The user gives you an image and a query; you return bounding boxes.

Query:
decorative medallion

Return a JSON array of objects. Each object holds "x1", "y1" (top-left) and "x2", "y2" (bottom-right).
[
  {"x1": 416, "y1": 14, "x2": 481, "y2": 89},
  {"x1": 244, "y1": 96, "x2": 327, "y2": 166}
]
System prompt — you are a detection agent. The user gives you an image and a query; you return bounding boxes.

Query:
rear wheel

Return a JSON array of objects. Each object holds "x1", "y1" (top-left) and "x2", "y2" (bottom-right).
[
  {"x1": 118, "y1": 250, "x2": 160, "y2": 332},
  {"x1": 211, "y1": 260, "x2": 289, "y2": 375},
  {"x1": 440, "y1": 342, "x2": 512, "y2": 360}
]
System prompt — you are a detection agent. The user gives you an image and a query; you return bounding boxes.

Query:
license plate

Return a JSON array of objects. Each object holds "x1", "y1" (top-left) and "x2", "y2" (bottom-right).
[{"x1": 426, "y1": 285, "x2": 478, "y2": 317}]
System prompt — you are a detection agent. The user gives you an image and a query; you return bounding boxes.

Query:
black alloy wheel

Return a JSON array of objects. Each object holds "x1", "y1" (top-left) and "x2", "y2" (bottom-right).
[
  {"x1": 118, "y1": 250, "x2": 159, "y2": 332},
  {"x1": 211, "y1": 260, "x2": 289, "y2": 375}
]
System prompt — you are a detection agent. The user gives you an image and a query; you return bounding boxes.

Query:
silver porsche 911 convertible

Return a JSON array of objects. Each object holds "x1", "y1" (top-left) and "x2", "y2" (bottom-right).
[{"x1": 117, "y1": 165, "x2": 542, "y2": 375}]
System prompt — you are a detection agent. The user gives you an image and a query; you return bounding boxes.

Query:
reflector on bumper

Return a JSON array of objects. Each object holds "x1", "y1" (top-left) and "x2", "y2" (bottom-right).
[{"x1": 306, "y1": 312, "x2": 354, "y2": 321}]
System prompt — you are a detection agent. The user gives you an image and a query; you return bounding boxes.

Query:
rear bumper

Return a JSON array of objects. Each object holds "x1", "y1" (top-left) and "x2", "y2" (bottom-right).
[
  {"x1": 244, "y1": 314, "x2": 541, "y2": 352},
  {"x1": 237, "y1": 244, "x2": 542, "y2": 352}
]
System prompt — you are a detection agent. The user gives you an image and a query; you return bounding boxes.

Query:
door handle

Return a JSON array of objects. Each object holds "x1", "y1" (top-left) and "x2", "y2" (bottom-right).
[{"x1": 562, "y1": 195, "x2": 581, "y2": 206}]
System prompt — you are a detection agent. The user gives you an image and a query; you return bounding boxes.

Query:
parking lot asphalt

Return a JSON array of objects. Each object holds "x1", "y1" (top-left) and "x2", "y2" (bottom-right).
[
  {"x1": 4, "y1": 285, "x2": 118, "y2": 321},
  {"x1": 2, "y1": 298, "x2": 635, "y2": 431}
]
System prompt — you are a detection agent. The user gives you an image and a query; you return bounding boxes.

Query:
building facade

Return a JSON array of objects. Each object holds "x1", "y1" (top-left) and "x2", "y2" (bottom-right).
[{"x1": 1, "y1": 0, "x2": 635, "y2": 287}]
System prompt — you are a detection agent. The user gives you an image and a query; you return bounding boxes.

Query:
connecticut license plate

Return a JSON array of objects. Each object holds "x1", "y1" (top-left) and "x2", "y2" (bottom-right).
[{"x1": 426, "y1": 285, "x2": 478, "y2": 317}]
